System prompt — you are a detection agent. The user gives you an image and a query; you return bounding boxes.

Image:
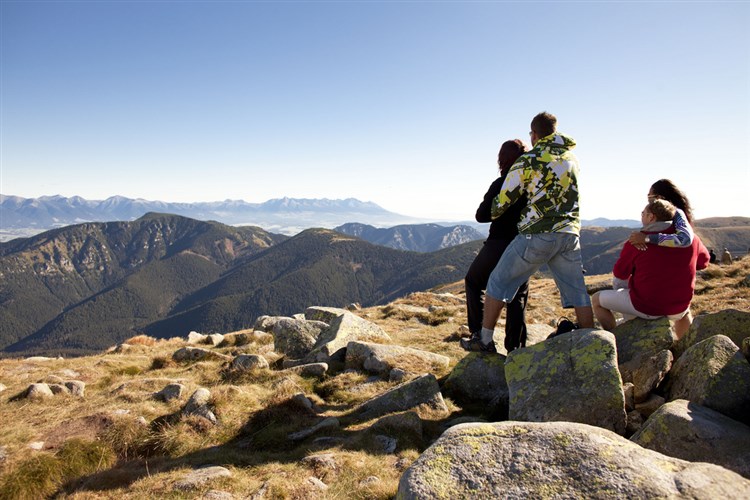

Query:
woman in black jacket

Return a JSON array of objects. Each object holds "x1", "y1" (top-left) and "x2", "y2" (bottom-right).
[{"x1": 461, "y1": 139, "x2": 529, "y2": 353}]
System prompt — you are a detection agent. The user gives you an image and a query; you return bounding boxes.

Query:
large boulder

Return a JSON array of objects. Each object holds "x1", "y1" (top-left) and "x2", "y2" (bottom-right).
[
  {"x1": 306, "y1": 312, "x2": 391, "y2": 363},
  {"x1": 619, "y1": 350, "x2": 673, "y2": 403},
  {"x1": 272, "y1": 318, "x2": 328, "y2": 359},
  {"x1": 304, "y1": 306, "x2": 347, "y2": 324},
  {"x1": 666, "y1": 335, "x2": 750, "y2": 425},
  {"x1": 632, "y1": 399, "x2": 750, "y2": 479},
  {"x1": 504, "y1": 329, "x2": 626, "y2": 434},
  {"x1": 350, "y1": 374, "x2": 447, "y2": 423},
  {"x1": 612, "y1": 317, "x2": 674, "y2": 364},
  {"x1": 345, "y1": 341, "x2": 449, "y2": 377},
  {"x1": 612, "y1": 317, "x2": 674, "y2": 402},
  {"x1": 675, "y1": 309, "x2": 750, "y2": 358},
  {"x1": 441, "y1": 352, "x2": 508, "y2": 415},
  {"x1": 396, "y1": 421, "x2": 750, "y2": 499}
]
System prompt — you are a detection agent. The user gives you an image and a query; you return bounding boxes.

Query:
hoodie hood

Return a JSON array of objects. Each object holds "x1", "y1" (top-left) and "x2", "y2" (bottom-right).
[{"x1": 535, "y1": 133, "x2": 576, "y2": 153}]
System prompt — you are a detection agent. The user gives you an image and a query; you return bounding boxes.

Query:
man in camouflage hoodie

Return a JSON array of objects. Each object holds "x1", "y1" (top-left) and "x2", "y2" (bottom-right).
[{"x1": 463, "y1": 112, "x2": 594, "y2": 353}]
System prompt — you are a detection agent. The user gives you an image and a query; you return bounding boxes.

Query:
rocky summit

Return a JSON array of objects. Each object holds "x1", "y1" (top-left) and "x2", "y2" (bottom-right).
[{"x1": 0, "y1": 257, "x2": 749, "y2": 498}]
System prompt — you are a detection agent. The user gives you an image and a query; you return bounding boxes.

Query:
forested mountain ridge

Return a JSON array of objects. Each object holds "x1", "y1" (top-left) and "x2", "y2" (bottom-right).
[
  {"x1": 0, "y1": 217, "x2": 481, "y2": 356},
  {"x1": 0, "y1": 214, "x2": 286, "y2": 354}
]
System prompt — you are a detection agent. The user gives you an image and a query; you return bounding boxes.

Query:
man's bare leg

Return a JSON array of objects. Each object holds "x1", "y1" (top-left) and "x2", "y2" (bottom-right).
[
  {"x1": 481, "y1": 295, "x2": 506, "y2": 343},
  {"x1": 575, "y1": 305, "x2": 595, "y2": 329}
]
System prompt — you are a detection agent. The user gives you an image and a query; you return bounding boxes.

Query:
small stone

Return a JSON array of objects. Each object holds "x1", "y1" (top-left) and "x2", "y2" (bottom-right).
[
  {"x1": 359, "y1": 476, "x2": 380, "y2": 487},
  {"x1": 374, "y1": 435, "x2": 397, "y2": 453},
  {"x1": 205, "y1": 334, "x2": 225, "y2": 346},
  {"x1": 28, "y1": 441, "x2": 45, "y2": 450},
  {"x1": 306, "y1": 477, "x2": 328, "y2": 491},
  {"x1": 202, "y1": 490, "x2": 235, "y2": 500},
  {"x1": 48, "y1": 383, "x2": 70, "y2": 395},
  {"x1": 288, "y1": 417, "x2": 339, "y2": 441},
  {"x1": 389, "y1": 368, "x2": 407, "y2": 383},
  {"x1": 25, "y1": 383, "x2": 53, "y2": 399},
  {"x1": 187, "y1": 331, "x2": 206, "y2": 344},
  {"x1": 174, "y1": 466, "x2": 232, "y2": 491},
  {"x1": 65, "y1": 380, "x2": 85, "y2": 397},
  {"x1": 301, "y1": 453, "x2": 337, "y2": 471},
  {"x1": 231, "y1": 354, "x2": 269, "y2": 371},
  {"x1": 155, "y1": 383, "x2": 185, "y2": 402}
]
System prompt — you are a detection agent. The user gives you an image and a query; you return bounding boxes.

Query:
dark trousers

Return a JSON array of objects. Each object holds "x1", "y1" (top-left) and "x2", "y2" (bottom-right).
[{"x1": 465, "y1": 239, "x2": 529, "y2": 352}]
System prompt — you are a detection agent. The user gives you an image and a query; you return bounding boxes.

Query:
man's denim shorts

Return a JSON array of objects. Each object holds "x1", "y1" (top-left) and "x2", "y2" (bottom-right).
[{"x1": 486, "y1": 232, "x2": 591, "y2": 308}]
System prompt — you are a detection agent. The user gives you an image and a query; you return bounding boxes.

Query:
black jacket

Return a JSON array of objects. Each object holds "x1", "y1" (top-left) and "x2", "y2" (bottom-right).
[{"x1": 476, "y1": 175, "x2": 527, "y2": 241}]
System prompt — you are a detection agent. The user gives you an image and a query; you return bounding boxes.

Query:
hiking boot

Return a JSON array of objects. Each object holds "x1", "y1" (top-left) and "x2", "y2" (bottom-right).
[
  {"x1": 460, "y1": 335, "x2": 498, "y2": 353},
  {"x1": 548, "y1": 317, "x2": 579, "y2": 339}
]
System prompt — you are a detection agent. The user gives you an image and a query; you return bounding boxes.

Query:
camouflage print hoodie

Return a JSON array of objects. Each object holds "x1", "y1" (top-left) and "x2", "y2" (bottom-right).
[{"x1": 491, "y1": 133, "x2": 581, "y2": 235}]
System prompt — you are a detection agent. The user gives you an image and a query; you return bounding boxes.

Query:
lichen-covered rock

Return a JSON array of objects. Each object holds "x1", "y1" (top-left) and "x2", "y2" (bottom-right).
[
  {"x1": 304, "y1": 306, "x2": 346, "y2": 324},
  {"x1": 666, "y1": 335, "x2": 750, "y2": 425},
  {"x1": 306, "y1": 312, "x2": 391, "y2": 363},
  {"x1": 612, "y1": 316, "x2": 674, "y2": 364},
  {"x1": 351, "y1": 374, "x2": 447, "y2": 423},
  {"x1": 632, "y1": 399, "x2": 750, "y2": 479},
  {"x1": 618, "y1": 350, "x2": 673, "y2": 403},
  {"x1": 441, "y1": 352, "x2": 508, "y2": 415},
  {"x1": 345, "y1": 341, "x2": 449, "y2": 377},
  {"x1": 396, "y1": 421, "x2": 750, "y2": 499},
  {"x1": 505, "y1": 329, "x2": 626, "y2": 434},
  {"x1": 173, "y1": 347, "x2": 230, "y2": 362},
  {"x1": 272, "y1": 318, "x2": 328, "y2": 359},
  {"x1": 675, "y1": 309, "x2": 750, "y2": 358}
]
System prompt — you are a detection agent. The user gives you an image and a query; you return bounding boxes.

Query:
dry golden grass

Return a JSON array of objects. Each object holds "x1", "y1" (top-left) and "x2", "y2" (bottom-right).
[{"x1": 0, "y1": 256, "x2": 747, "y2": 498}]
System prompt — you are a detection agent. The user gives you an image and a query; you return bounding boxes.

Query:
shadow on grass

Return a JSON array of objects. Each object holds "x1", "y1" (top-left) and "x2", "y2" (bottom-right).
[{"x1": 56, "y1": 392, "x2": 474, "y2": 496}]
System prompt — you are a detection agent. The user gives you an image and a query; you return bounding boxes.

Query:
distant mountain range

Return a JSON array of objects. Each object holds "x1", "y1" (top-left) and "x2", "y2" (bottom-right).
[
  {"x1": 334, "y1": 223, "x2": 485, "y2": 252},
  {"x1": 0, "y1": 194, "x2": 428, "y2": 239},
  {"x1": 1, "y1": 194, "x2": 644, "y2": 242}
]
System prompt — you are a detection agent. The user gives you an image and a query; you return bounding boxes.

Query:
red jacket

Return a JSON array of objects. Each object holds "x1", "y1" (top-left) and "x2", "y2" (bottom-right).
[{"x1": 613, "y1": 230, "x2": 710, "y2": 316}]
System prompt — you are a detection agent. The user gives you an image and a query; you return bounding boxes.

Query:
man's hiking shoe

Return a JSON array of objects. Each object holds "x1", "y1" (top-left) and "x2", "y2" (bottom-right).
[
  {"x1": 460, "y1": 335, "x2": 498, "y2": 354},
  {"x1": 548, "y1": 318, "x2": 578, "y2": 339}
]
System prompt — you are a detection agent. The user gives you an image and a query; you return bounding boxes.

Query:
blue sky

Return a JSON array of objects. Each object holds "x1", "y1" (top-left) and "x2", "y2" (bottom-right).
[{"x1": 1, "y1": 1, "x2": 748, "y2": 222}]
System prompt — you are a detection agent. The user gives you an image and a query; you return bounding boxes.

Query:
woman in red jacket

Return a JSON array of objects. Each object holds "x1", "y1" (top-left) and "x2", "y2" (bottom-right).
[{"x1": 593, "y1": 199, "x2": 710, "y2": 339}]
